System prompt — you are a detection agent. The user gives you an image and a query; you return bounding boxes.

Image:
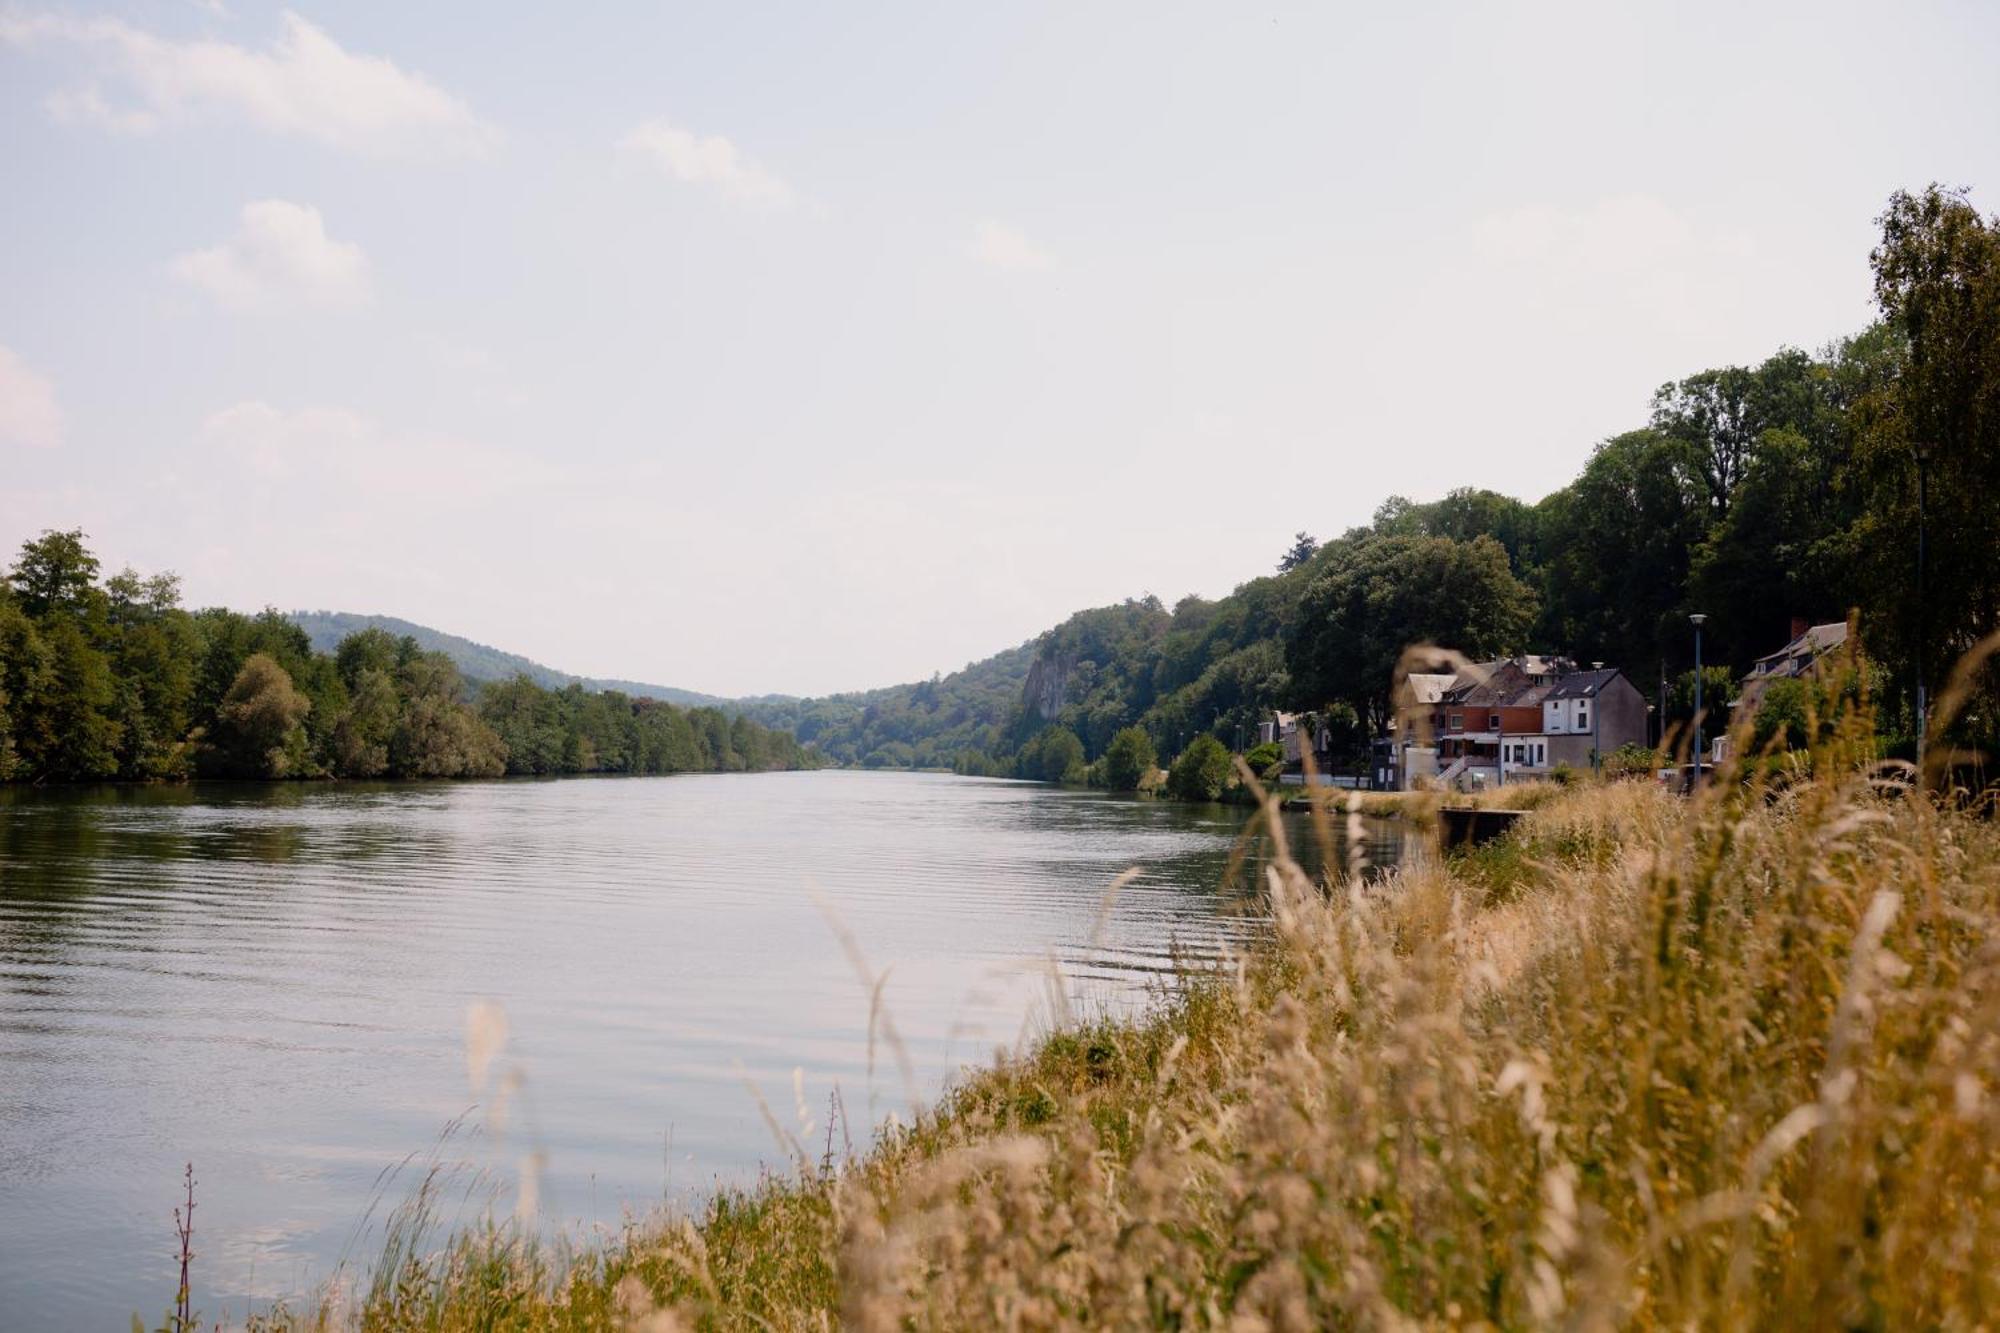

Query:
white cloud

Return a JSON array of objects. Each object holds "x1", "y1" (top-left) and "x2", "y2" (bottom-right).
[
  {"x1": 966, "y1": 220, "x2": 1052, "y2": 272},
  {"x1": 619, "y1": 119, "x2": 794, "y2": 209},
  {"x1": 0, "y1": 11, "x2": 497, "y2": 157},
  {"x1": 172, "y1": 200, "x2": 370, "y2": 310},
  {"x1": 0, "y1": 346, "x2": 64, "y2": 449}
]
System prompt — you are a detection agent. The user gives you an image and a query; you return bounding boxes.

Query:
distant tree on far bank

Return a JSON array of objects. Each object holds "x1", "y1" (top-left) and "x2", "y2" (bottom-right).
[
  {"x1": 209, "y1": 653, "x2": 312, "y2": 778},
  {"x1": 1101, "y1": 726, "x2": 1157, "y2": 791},
  {"x1": 0, "y1": 531, "x2": 822, "y2": 785},
  {"x1": 1020, "y1": 725, "x2": 1086, "y2": 784},
  {"x1": 1167, "y1": 734, "x2": 1231, "y2": 802}
]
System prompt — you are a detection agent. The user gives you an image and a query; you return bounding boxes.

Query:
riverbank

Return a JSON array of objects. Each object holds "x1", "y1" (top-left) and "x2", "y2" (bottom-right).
[
  {"x1": 1274, "y1": 780, "x2": 1565, "y2": 818},
  {"x1": 246, "y1": 719, "x2": 1997, "y2": 1330}
]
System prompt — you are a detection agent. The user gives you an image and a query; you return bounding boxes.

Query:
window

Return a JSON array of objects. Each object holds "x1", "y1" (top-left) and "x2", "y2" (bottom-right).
[
  {"x1": 1576, "y1": 701, "x2": 1590, "y2": 728},
  {"x1": 1449, "y1": 712, "x2": 1463, "y2": 730},
  {"x1": 1489, "y1": 712, "x2": 1502, "y2": 731}
]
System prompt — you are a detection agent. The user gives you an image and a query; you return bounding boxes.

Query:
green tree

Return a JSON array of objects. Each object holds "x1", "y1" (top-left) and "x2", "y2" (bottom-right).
[
  {"x1": 330, "y1": 667, "x2": 399, "y2": 777},
  {"x1": 1101, "y1": 726, "x2": 1157, "y2": 791},
  {"x1": 209, "y1": 653, "x2": 312, "y2": 778},
  {"x1": 1034, "y1": 725, "x2": 1086, "y2": 784},
  {"x1": 1862, "y1": 185, "x2": 2000, "y2": 743},
  {"x1": 1286, "y1": 533, "x2": 1537, "y2": 734},
  {"x1": 31, "y1": 620, "x2": 121, "y2": 779},
  {"x1": 0, "y1": 599, "x2": 49, "y2": 780},
  {"x1": 1535, "y1": 429, "x2": 1708, "y2": 670},
  {"x1": 9, "y1": 529, "x2": 100, "y2": 619},
  {"x1": 1277, "y1": 531, "x2": 1318, "y2": 573},
  {"x1": 1166, "y1": 734, "x2": 1231, "y2": 801},
  {"x1": 388, "y1": 653, "x2": 505, "y2": 778}
]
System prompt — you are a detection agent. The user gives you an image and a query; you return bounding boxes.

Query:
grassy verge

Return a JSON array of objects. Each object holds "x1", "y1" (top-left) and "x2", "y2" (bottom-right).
[
  {"x1": 1283, "y1": 781, "x2": 1569, "y2": 819},
  {"x1": 253, "y1": 707, "x2": 1998, "y2": 1330}
]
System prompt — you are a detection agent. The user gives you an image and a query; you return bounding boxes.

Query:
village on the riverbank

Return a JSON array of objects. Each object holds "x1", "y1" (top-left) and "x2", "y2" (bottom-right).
[{"x1": 1262, "y1": 616, "x2": 1853, "y2": 792}]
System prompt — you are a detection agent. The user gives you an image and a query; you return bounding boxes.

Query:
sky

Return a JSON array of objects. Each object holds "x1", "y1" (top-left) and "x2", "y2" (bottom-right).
[{"x1": 3, "y1": 2, "x2": 1998, "y2": 697}]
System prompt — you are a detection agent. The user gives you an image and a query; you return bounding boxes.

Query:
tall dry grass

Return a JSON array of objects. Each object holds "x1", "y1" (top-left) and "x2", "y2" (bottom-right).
[{"x1": 255, "y1": 699, "x2": 1999, "y2": 1331}]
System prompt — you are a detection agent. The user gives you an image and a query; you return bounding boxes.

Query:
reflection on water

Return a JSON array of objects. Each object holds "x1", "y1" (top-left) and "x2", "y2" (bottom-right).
[{"x1": 0, "y1": 771, "x2": 1398, "y2": 1326}]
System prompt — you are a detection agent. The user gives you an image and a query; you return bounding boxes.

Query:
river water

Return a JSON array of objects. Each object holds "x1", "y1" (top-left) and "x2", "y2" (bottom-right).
[{"x1": 0, "y1": 770, "x2": 1399, "y2": 1327}]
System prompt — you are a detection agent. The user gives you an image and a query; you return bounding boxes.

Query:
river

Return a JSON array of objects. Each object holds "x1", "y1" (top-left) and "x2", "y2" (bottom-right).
[{"x1": 0, "y1": 770, "x2": 1399, "y2": 1326}]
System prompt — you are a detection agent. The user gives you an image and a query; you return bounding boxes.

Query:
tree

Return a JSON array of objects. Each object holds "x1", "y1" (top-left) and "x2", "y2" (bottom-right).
[
  {"x1": 330, "y1": 667, "x2": 399, "y2": 777},
  {"x1": 388, "y1": 653, "x2": 505, "y2": 778},
  {"x1": 1167, "y1": 734, "x2": 1231, "y2": 801},
  {"x1": 210, "y1": 653, "x2": 312, "y2": 777},
  {"x1": 29, "y1": 619, "x2": 121, "y2": 779},
  {"x1": 1277, "y1": 531, "x2": 1318, "y2": 573},
  {"x1": 1864, "y1": 185, "x2": 2000, "y2": 743},
  {"x1": 1286, "y1": 533, "x2": 1537, "y2": 734},
  {"x1": 1535, "y1": 429, "x2": 1708, "y2": 669},
  {"x1": 0, "y1": 599, "x2": 49, "y2": 780},
  {"x1": 1033, "y1": 726, "x2": 1086, "y2": 784},
  {"x1": 110, "y1": 614, "x2": 198, "y2": 779},
  {"x1": 1101, "y1": 726, "x2": 1157, "y2": 791},
  {"x1": 9, "y1": 529, "x2": 100, "y2": 619}
]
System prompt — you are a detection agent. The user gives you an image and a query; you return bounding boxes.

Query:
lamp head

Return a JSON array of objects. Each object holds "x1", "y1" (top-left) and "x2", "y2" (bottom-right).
[{"x1": 1689, "y1": 613, "x2": 1707, "y2": 627}]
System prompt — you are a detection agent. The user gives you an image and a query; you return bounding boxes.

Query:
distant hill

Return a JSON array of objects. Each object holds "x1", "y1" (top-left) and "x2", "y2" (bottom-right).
[
  {"x1": 286, "y1": 609, "x2": 1042, "y2": 764},
  {"x1": 286, "y1": 611, "x2": 760, "y2": 711}
]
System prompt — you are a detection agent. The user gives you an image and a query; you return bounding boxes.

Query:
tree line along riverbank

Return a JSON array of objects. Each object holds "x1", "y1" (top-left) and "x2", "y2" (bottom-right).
[
  {"x1": 0, "y1": 530, "x2": 817, "y2": 784},
  {"x1": 201, "y1": 693, "x2": 1998, "y2": 1330}
]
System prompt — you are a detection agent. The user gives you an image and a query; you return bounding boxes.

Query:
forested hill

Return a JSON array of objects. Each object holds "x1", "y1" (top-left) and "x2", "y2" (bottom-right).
[
  {"x1": 288, "y1": 611, "x2": 776, "y2": 712},
  {"x1": 728, "y1": 639, "x2": 1041, "y2": 768}
]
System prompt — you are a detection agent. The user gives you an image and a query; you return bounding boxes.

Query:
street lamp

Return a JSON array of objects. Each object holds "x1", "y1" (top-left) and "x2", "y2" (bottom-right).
[
  {"x1": 1914, "y1": 439, "x2": 1931, "y2": 769},
  {"x1": 1591, "y1": 661, "x2": 1604, "y2": 776},
  {"x1": 1689, "y1": 614, "x2": 1707, "y2": 792}
]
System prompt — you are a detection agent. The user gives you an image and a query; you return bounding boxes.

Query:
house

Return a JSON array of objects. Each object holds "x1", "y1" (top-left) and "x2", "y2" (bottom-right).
[
  {"x1": 1737, "y1": 619, "x2": 1850, "y2": 710},
  {"x1": 1260, "y1": 710, "x2": 1349, "y2": 786},
  {"x1": 1430, "y1": 658, "x2": 1561, "y2": 788},
  {"x1": 1373, "y1": 672, "x2": 1455, "y2": 788},
  {"x1": 1375, "y1": 655, "x2": 1649, "y2": 789},
  {"x1": 1714, "y1": 619, "x2": 1855, "y2": 763},
  {"x1": 1541, "y1": 668, "x2": 1649, "y2": 770}
]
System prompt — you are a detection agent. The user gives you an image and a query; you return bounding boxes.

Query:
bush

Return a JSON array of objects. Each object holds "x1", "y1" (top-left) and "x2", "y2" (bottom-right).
[
  {"x1": 1603, "y1": 742, "x2": 1660, "y2": 780},
  {"x1": 1244, "y1": 741, "x2": 1283, "y2": 779},
  {"x1": 1166, "y1": 734, "x2": 1232, "y2": 801},
  {"x1": 1100, "y1": 726, "x2": 1157, "y2": 792}
]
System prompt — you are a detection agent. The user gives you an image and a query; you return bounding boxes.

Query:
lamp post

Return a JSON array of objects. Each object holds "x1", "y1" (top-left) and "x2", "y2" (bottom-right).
[
  {"x1": 1689, "y1": 614, "x2": 1707, "y2": 792},
  {"x1": 1915, "y1": 440, "x2": 1930, "y2": 769},
  {"x1": 1591, "y1": 661, "x2": 1604, "y2": 776}
]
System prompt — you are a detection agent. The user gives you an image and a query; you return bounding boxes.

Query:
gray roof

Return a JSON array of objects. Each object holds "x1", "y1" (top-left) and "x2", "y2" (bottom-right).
[
  {"x1": 1750, "y1": 621, "x2": 1849, "y2": 676},
  {"x1": 1547, "y1": 667, "x2": 1622, "y2": 700},
  {"x1": 1402, "y1": 672, "x2": 1456, "y2": 705}
]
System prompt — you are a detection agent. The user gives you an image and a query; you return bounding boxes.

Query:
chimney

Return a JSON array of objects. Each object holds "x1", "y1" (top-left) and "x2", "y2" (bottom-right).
[{"x1": 1790, "y1": 616, "x2": 1809, "y2": 643}]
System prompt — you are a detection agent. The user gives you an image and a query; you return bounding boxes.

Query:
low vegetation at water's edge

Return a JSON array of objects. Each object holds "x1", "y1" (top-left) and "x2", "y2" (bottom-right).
[{"x1": 245, "y1": 693, "x2": 2000, "y2": 1330}]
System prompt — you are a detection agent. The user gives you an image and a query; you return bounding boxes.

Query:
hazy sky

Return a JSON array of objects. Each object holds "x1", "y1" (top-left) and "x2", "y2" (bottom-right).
[{"x1": 4, "y1": 2, "x2": 1998, "y2": 696}]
